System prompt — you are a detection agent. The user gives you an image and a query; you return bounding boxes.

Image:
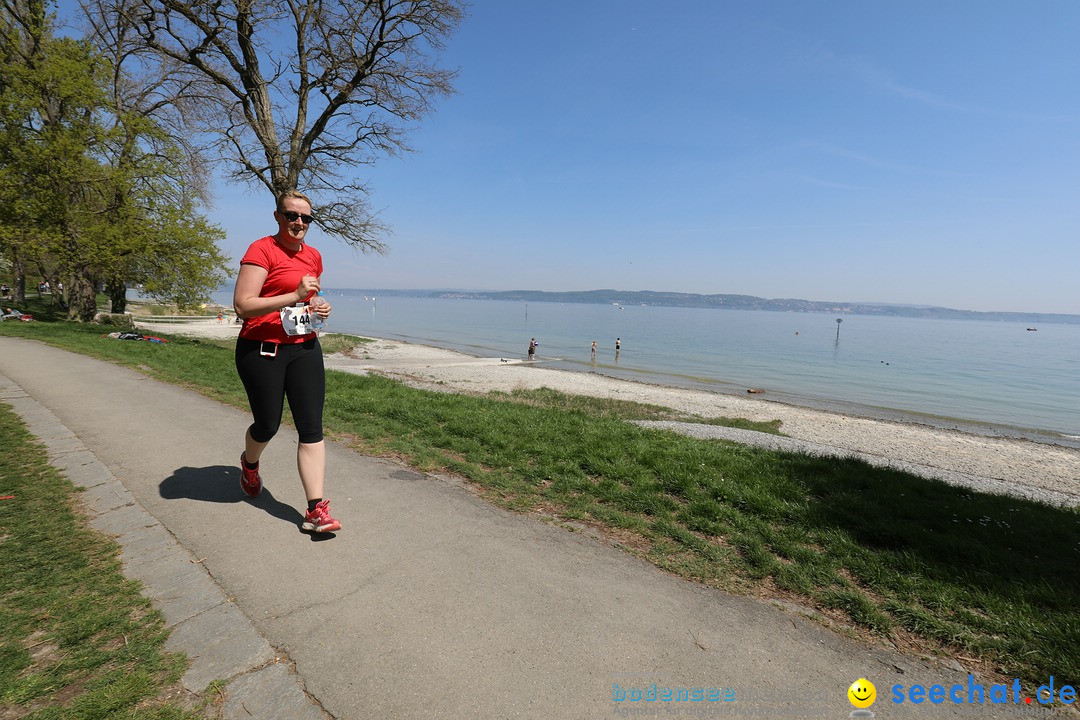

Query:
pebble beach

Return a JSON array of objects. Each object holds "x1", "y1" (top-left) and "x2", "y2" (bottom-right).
[{"x1": 136, "y1": 319, "x2": 1080, "y2": 509}]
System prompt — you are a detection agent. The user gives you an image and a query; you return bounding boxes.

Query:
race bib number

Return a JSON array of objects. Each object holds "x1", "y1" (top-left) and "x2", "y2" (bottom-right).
[{"x1": 280, "y1": 304, "x2": 314, "y2": 336}]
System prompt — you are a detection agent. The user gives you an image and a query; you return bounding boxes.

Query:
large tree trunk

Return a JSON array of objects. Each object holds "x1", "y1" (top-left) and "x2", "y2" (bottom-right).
[
  {"x1": 11, "y1": 250, "x2": 26, "y2": 305},
  {"x1": 107, "y1": 278, "x2": 127, "y2": 314},
  {"x1": 66, "y1": 270, "x2": 98, "y2": 322}
]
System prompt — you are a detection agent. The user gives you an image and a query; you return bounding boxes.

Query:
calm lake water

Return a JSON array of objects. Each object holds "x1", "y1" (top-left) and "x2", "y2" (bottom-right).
[{"x1": 212, "y1": 290, "x2": 1080, "y2": 446}]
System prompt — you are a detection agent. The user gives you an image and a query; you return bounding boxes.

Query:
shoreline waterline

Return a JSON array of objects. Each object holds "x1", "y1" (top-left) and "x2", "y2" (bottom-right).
[{"x1": 350, "y1": 326, "x2": 1080, "y2": 451}]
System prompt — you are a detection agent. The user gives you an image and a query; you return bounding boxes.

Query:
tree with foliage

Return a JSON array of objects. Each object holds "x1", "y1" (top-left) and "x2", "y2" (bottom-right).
[
  {"x1": 1, "y1": 0, "x2": 230, "y2": 319},
  {"x1": 95, "y1": 0, "x2": 465, "y2": 252},
  {"x1": 88, "y1": 71, "x2": 229, "y2": 313},
  {"x1": 87, "y1": 0, "x2": 229, "y2": 313},
  {"x1": 0, "y1": 0, "x2": 109, "y2": 318}
]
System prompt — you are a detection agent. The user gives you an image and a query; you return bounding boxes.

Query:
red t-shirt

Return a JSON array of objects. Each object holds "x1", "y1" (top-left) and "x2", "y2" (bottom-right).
[{"x1": 238, "y1": 236, "x2": 324, "y2": 344}]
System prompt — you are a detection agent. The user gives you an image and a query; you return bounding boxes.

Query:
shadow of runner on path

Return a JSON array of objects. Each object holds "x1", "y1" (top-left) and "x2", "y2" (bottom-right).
[{"x1": 159, "y1": 465, "x2": 319, "y2": 534}]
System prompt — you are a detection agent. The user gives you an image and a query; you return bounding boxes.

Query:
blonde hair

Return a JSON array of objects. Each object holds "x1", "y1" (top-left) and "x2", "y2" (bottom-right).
[{"x1": 276, "y1": 190, "x2": 312, "y2": 211}]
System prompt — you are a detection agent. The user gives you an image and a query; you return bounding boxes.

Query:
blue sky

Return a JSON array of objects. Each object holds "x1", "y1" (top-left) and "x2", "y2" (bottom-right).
[{"x1": 64, "y1": 1, "x2": 1080, "y2": 313}]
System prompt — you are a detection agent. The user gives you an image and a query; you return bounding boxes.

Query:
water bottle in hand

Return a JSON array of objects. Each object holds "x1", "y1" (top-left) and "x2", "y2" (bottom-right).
[{"x1": 310, "y1": 291, "x2": 327, "y2": 332}]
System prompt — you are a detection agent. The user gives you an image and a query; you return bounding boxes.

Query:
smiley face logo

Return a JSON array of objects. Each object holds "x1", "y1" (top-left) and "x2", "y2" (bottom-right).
[{"x1": 848, "y1": 678, "x2": 876, "y2": 709}]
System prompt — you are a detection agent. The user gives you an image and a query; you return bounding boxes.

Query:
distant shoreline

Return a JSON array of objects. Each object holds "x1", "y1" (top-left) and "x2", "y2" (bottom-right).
[{"x1": 311, "y1": 288, "x2": 1080, "y2": 325}]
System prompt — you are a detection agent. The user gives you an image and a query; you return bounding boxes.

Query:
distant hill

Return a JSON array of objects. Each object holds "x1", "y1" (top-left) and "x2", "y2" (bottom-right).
[{"x1": 336, "y1": 288, "x2": 1080, "y2": 325}]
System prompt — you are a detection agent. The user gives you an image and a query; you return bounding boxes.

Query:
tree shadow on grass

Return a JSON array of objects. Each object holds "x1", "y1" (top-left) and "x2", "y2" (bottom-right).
[
  {"x1": 158, "y1": 465, "x2": 333, "y2": 539},
  {"x1": 778, "y1": 452, "x2": 1080, "y2": 593},
  {"x1": 768, "y1": 451, "x2": 1080, "y2": 680}
]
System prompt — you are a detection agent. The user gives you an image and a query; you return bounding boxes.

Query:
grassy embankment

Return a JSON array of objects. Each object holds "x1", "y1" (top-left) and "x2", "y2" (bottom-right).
[
  {"x1": 2, "y1": 298, "x2": 1078, "y2": 698},
  {"x1": 0, "y1": 404, "x2": 205, "y2": 718}
]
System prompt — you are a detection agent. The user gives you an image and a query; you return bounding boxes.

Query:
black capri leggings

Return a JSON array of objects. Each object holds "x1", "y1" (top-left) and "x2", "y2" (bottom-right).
[{"x1": 235, "y1": 336, "x2": 325, "y2": 444}]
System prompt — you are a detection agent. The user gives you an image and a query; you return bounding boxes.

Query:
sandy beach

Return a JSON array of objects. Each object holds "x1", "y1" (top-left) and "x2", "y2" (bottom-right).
[{"x1": 136, "y1": 319, "x2": 1080, "y2": 508}]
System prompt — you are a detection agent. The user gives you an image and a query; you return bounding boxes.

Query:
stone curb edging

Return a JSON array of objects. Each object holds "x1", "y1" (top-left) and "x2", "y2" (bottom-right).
[{"x1": 0, "y1": 372, "x2": 329, "y2": 720}]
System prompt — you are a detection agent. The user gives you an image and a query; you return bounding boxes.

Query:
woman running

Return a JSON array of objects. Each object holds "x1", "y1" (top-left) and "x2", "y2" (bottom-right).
[{"x1": 232, "y1": 190, "x2": 340, "y2": 534}]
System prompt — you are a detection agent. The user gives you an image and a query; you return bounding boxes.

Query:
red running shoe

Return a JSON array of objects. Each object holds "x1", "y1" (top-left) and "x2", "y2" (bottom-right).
[
  {"x1": 240, "y1": 453, "x2": 262, "y2": 498},
  {"x1": 302, "y1": 499, "x2": 341, "y2": 533}
]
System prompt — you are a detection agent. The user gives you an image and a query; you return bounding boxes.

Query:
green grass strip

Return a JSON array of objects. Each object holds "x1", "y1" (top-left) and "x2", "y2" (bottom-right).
[{"x1": 0, "y1": 400, "x2": 201, "y2": 718}]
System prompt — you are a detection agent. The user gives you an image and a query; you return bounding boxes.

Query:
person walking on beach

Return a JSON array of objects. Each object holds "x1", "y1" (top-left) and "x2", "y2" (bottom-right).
[
  {"x1": 528, "y1": 337, "x2": 537, "y2": 360},
  {"x1": 232, "y1": 190, "x2": 340, "y2": 534}
]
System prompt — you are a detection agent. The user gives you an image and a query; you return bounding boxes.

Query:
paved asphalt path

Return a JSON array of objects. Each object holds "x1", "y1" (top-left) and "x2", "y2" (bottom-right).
[{"x1": 0, "y1": 336, "x2": 1034, "y2": 719}]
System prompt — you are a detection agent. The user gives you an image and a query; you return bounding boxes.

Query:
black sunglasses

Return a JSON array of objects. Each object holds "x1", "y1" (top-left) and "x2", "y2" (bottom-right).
[{"x1": 280, "y1": 210, "x2": 313, "y2": 224}]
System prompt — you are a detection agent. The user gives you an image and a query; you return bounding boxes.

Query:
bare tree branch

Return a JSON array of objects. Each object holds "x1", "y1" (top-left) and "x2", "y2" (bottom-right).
[{"x1": 84, "y1": 0, "x2": 463, "y2": 250}]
